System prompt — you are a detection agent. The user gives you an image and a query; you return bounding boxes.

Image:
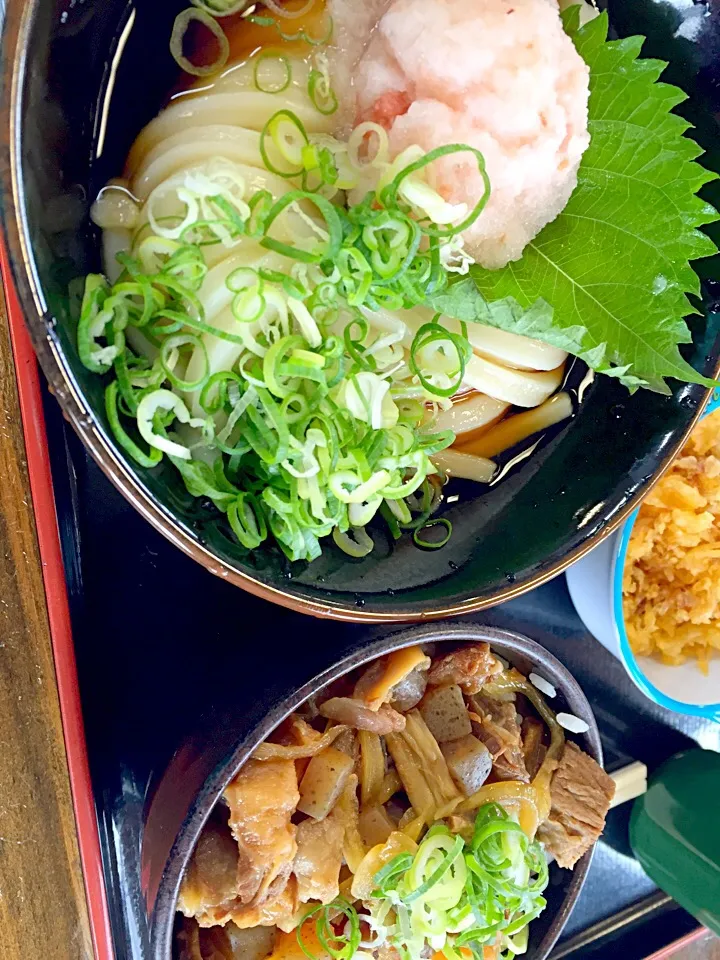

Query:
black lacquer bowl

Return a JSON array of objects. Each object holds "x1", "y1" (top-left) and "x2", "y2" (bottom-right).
[
  {"x1": 143, "y1": 624, "x2": 602, "y2": 960},
  {"x1": 2, "y1": 0, "x2": 720, "y2": 620}
]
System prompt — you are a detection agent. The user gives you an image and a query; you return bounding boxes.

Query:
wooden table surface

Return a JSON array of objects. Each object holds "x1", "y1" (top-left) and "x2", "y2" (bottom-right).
[
  {"x1": 0, "y1": 294, "x2": 716, "y2": 960},
  {"x1": 0, "y1": 293, "x2": 92, "y2": 957}
]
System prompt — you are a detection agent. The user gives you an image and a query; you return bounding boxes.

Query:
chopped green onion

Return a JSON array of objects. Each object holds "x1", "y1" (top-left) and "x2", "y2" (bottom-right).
[
  {"x1": 228, "y1": 493, "x2": 268, "y2": 548},
  {"x1": 308, "y1": 68, "x2": 338, "y2": 115},
  {"x1": 380, "y1": 144, "x2": 491, "y2": 238},
  {"x1": 160, "y1": 333, "x2": 209, "y2": 391},
  {"x1": 297, "y1": 898, "x2": 360, "y2": 960},
  {"x1": 157, "y1": 306, "x2": 248, "y2": 346},
  {"x1": 199, "y1": 371, "x2": 244, "y2": 414},
  {"x1": 260, "y1": 110, "x2": 309, "y2": 178},
  {"x1": 259, "y1": 266, "x2": 307, "y2": 299},
  {"x1": 404, "y1": 833, "x2": 465, "y2": 904},
  {"x1": 373, "y1": 853, "x2": 415, "y2": 896},
  {"x1": 409, "y1": 320, "x2": 473, "y2": 398},
  {"x1": 260, "y1": 190, "x2": 343, "y2": 263},
  {"x1": 170, "y1": 7, "x2": 230, "y2": 77},
  {"x1": 247, "y1": 12, "x2": 333, "y2": 46},
  {"x1": 246, "y1": 190, "x2": 273, "y2": 239},
  {"x1": 136, "y1": 389, "x2": 203, "y2": 459},
  {"x1": 263, "y1": 334, "x2": 307, "y2": 398},
  {"x1": 105, "y1": 381, "x2": 163, "y2": 468},
  {"x1": 77, "y1": 275, "x2": 115, "y2": 373},
  {"x1": 413, "y1": 517, "x2": 452, "y2": 549},
  {"x1": 169, "y1": 456, "x2": 239, "y2": 509},
  {"x1": 253, "y1": 52, "x2": 292, "y2": 94},
  {"x1": 338, "y1": 247, "x2": 373, "y2": 307},
  {"x1": 81, "y1": 88, "x2": 497, "y2": 561},
  {"x1": 332, "y1": 525, "x2": 374, "y2": 557},
  {"x1": 348, "y1": 122, "x2": 389, "y2": 169},
  {"x1": 362, "y1": 804, "x2": 548, "y2": 960}
]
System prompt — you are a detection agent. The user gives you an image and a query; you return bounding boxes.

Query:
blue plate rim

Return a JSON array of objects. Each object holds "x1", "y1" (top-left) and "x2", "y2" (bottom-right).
[{"x1": 612, "y1": 390, "x2": 720, "y2": 721}]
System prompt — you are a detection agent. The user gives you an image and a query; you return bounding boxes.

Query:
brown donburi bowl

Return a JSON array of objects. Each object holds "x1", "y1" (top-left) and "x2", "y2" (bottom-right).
[
  {"x1": 142, "y1": 623, "x2": 603, "y2": 959},
  {"x1": 2, "y1": 0, "x2": 720, "y2": 621}
]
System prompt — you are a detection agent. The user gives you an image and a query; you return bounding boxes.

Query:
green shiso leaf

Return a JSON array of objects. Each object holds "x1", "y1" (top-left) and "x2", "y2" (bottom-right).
[{"x1": 430, "y1": 8, "x2": 720, "y2": 394}]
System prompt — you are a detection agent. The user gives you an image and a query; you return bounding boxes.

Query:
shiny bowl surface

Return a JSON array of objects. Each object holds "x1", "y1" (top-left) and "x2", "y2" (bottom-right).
[
  {"x1": 141, "y1": 623, "x2": 603, "y2": 958},
  {"x1": 2, "y1": 0, "x2": 720, "y2": 619}
]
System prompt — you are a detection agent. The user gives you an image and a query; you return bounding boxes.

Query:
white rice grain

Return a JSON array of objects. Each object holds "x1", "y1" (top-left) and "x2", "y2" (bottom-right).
[
  {"x1": 556, "y1": 712, "x2": 590, "y2": 734},
  {"x1": 529, "y1": 672, "x2": 556, "y2": 698}
]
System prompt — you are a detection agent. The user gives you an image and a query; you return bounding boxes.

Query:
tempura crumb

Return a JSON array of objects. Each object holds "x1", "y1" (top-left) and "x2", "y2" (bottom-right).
[{"x1": 623, "y1": 407, "x2": 720, "y2": 673}]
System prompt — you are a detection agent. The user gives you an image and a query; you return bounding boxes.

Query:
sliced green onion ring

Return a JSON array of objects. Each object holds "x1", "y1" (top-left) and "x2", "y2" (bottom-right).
[
  {"x1": 136, "y1": 389, "x2": 204, "y2": 460},
  {"x1": 246, "y1": 190, "x2": 273, "y2": 238},
  {"x1": 77, "y1": 275, "x2": 115, "y2": 373},
  {"x1": 332, "y1": 526, "x2": 374, "y2": 557},
  {"x1": 409, "y1": 320, "x2": 472, "y2": 399},
  {"x1": 253, "y1": 52, "x2": 292, "y2": 94},
  {"x1": 373, "y1": 853, "x2": 415, "y2": 896},
  {"x1": 230, "y1": 270, "x2": 266, "y2": 323},
  {"x1": 380, "y1": 144, "x2": 491, "y2": 238},
  {"x1": 247, "y1": 12, "x2": 333, "y2": 46},
  {"x1": 260, "y1": 110, "x2": 309, "y2": 178},
  {"x1": 348, "y1": 122, "x2": 389, "y2": 170},
  {"x1": 413, "y1": 517, "x2": 452, "y2": 549},
  {"x1": 228, "y1": 493, "x2": 268, "y2": 548},
  {"x1": 260, "y1": 190, "x2": 343, "y2": 263},
  {"x1": 105, "y1": 382, "x2": 162, "y2": 468},
  {"x1": 170, "y1": 8, "x2": 230, "y2": 77},
  {"x1": 404, "y1": 833, "x2": 465, "y2": 905},
  {"x1": 259, "y1": 266, "x2": 307, "y2": 299},
  {"x1": 160, "y1": 333, "x2": 209, "y2": 391},
  {"x1": 308, "y1": 68, "x2": 338, "y2": 115},
  {"x1": 199, "y1": 371, "x2": 244, "y2": 414}
]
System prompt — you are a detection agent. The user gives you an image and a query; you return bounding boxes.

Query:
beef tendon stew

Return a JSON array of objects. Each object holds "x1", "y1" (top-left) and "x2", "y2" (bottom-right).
[{"x1": 176, "y1": 645, "x2": 614, "y2": 960}]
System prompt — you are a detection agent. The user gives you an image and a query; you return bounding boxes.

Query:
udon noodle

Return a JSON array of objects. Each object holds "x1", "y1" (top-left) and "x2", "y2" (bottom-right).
[{"x1": 83, "y1": 0, "x2": 583, "y2": 561}]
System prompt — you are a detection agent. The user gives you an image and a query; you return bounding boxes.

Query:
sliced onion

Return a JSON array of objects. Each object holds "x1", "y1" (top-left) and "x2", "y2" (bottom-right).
[{"x1": 170, "y1": 8, "x2": 229, "y2": 77}]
